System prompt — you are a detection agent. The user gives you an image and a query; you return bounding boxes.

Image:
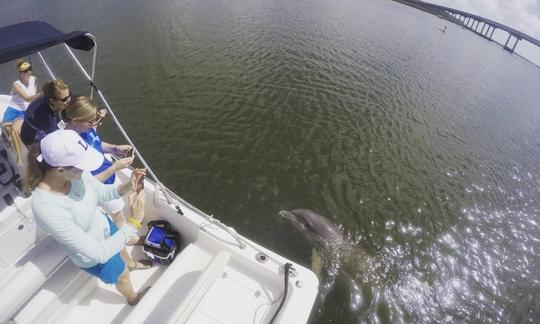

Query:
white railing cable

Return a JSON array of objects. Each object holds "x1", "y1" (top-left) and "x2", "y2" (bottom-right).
[
  {"x1": 160, "y1": 185, "x2": 280, "y2": 255},
  {"x1": 200, "y1": 215, "x2": 247, "y2": 249},
  {"x1": 62, "y1": 41, "x2": 173, "y2": 204}
]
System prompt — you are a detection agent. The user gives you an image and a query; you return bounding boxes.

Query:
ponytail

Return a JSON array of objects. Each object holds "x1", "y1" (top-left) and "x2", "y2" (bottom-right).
[{"x1": 23, "y1": 144, "x2": 51, "y2": 191}]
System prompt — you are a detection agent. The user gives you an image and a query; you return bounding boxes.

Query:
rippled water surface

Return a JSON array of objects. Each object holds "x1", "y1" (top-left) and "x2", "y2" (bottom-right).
[{"x1": 2, "y1": 0, "x2": 540, "y2": 322}]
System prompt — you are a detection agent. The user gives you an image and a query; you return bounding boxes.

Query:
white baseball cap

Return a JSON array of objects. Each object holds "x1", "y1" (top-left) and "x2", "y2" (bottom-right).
[{"x1": 39, "y1": 129, "x2": 103, "y2": 170}]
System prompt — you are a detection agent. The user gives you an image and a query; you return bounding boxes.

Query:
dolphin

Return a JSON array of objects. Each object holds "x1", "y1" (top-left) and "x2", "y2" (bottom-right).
[
  {"x1": 280, "y1": 208, "x2": 366, "y2": 276},
  {"x1": 279, "y1": 209, "x2": 343, "y2": 247},
  {"x1": 280, "y1": 209, "x2": 371, "y2": 309}
]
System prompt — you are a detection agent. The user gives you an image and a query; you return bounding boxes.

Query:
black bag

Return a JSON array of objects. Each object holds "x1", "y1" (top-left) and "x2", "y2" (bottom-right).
[{"x1": 142, "y1": 220, "x2": 180, "y2": 265}]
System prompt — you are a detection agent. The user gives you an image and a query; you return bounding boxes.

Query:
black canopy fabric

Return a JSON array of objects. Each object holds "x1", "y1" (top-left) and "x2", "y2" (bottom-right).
[{"x1": 0, "y1": 21, "x2": 94, "y2": 64}]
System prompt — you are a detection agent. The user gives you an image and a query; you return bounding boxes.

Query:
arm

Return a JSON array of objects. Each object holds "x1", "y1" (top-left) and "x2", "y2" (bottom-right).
[
  {"x1": 34, "y1": 204, "x2": 136, "y2": 265},
  {"x1": 118, "y1": 168, "x2": 146, "y2": 196},
  {"x1": 93, "y1": 165, "x2": 118, "y2": 183},
  {"x1": 12, "y1": 82, "x2": 41, "y2": 102},
  {"x1": 85, "y1": 169, "x2": 144, "y2": 198},
  {"x1": 101, "y1": 141, "x2": 116, "y2": 154},
  {"x1": 93, "y1": 157, "x2": 134, "y2": 183},
  {"x1": 83, "y1": 171, "x2": 122, "y2": 202},
  {"x1": 102, "y1": 141, "x2": 132, "y2": 157}
]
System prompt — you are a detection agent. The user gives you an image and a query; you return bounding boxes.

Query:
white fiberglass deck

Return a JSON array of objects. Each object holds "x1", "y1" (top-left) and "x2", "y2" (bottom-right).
[{"x1": 3, "y1": 227, "x2": 300, "y2": 324}]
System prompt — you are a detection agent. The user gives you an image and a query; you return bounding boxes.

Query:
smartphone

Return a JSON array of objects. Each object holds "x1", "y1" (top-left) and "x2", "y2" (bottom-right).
[{"x1": 136, "y1": 174, "x2": 145, "y2": 193}]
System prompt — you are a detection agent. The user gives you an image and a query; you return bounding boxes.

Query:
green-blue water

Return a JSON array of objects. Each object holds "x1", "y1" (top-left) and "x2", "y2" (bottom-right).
[{"x1": 1, "y1": 0, "x2": 539, "y2": 322}]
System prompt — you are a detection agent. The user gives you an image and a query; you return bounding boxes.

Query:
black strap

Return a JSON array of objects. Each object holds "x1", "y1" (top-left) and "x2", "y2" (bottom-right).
[
  {"x1": 159, "y1": 235, "x2": 178, "y2": 253},
  {"x1": 147, "y1": 220, "x2": 171, "y2": 230}
]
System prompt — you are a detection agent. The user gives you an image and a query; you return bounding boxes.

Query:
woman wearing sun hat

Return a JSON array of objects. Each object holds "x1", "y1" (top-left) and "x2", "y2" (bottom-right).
[
  {"x1": 2, "y1": 60, "x2": 41, "y2": 164},
  {"x1": 24, "y1": 129, "x2": 149, "y2": 305}
]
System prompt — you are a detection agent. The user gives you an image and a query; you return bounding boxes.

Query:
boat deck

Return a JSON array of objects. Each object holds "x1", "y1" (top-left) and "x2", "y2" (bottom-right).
[
  {"x1": 6, "y1": 234, "x2": 286, "y2": 324},
  {"x1": 12, "y1": 243, "x2": 165, "y2": 324},
  {"x1": 0, "y1": 184, "x2": 316, "y2": 324}
]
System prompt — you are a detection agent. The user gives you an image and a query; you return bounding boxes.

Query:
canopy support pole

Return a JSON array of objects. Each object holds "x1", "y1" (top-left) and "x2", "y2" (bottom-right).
[
  {"x1": 36, "y1": 51, "x2": 56, "y2": 80},
  {"x1": 87, "y1": 34, "x2": 98, "y2": 100}
]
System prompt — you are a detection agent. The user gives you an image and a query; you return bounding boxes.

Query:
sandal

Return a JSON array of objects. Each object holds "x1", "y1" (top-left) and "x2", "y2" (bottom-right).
[{"x1": 128, "y1": 259, "x2": 153, "y2": 271}]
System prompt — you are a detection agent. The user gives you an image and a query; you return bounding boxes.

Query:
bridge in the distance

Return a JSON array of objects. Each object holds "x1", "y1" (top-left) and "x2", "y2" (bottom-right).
[{"x1": 394, "y1": 0, "x2": 540, "y2": 54}]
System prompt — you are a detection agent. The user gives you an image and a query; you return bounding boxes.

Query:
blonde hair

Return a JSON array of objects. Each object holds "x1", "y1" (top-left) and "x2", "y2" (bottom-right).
[
  {"x1": 62, "y1": 95, "x2": 99, "y2": 123},
  {"x1": 42, "y1": 79, "x2": 69, "y2": 98},
  {"x1": 23, "y1": 144, "x2": 51, "y2": 191}
]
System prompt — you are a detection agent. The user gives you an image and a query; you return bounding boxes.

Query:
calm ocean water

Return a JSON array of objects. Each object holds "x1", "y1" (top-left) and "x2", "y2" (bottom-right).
[{"x1": 2, "y1": 0, "x2": 540, "y2": 322}]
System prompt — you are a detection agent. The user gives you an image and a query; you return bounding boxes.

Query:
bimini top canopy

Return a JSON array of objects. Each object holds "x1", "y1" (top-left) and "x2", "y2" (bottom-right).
[{"x1": 0, "y1": 21, "x2": 94, "y2": 64}]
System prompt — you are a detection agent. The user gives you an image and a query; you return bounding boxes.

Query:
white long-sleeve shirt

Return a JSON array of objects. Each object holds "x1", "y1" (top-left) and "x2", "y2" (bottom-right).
[{"x1": 32, "y1": 171, "x2": 137, "y2": 268}]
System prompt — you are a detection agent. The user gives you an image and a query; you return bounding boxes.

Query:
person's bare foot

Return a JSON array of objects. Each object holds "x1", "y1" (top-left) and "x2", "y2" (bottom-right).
[
  {"x1": 127, "y1": 286, "x2": 151, "y2": 306},
  {"x1": 128, "y1": 259, "x2": 153, "y2": 271},
  {"x1": 127, "y1": 235, "x2": 145, "y2": 246}
]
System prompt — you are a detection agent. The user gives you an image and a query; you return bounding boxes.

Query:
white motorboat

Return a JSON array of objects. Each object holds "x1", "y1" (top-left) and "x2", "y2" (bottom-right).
[{"x1": 0, "y1": 21, "x2": 318, "y2": 324}]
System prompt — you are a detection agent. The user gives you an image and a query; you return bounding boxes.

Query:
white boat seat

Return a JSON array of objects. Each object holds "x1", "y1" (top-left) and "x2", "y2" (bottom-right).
[
  {"x1": 168, "y1": 250, "x2": 231, "y2": 324},
  {"x1": 14, "y1": 261, "x2": 92, "y2": 324},
  {"x1": 0, "y1": 237, "x2": 68, "y2": 323},
  {"x1": 123, "y1": 244, "x2": 231, "y2": 324}
]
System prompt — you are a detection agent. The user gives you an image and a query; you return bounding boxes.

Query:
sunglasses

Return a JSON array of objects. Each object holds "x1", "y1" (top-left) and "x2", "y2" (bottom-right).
[
  {"x1": 51, "y1": 91, "x2": 72, "y2": 103},
  {"x1": 21, "y1": 68, "x2": 32, "y2": 73}
]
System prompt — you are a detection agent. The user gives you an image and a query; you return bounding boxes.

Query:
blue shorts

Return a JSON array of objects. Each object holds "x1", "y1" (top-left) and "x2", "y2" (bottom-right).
[
  {"x1": 82, "y1": 216, "x2": 126, "y2": 284},
  {"x1": 2, "y1": 107, "x2": 25, "y2": 123}
]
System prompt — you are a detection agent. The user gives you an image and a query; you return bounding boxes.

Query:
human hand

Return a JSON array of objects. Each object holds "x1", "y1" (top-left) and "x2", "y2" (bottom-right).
[
  {"x1": 113, "y1": 156, "x2": 134, "y2": 171},
  {"x1": 115, "y1": 145, "x2": 133, "y2": 157},
  {"x1": 130, "y1": 168, "x2": 146, "y2": 192},
  {"x1": 128, "y1": 189, "x2": 145, "y2": 222},
  {"x1": 92, "y1": 109, "x2": 107, "y2": 127}
]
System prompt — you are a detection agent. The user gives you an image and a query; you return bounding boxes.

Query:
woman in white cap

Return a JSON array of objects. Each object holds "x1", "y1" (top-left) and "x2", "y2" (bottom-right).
[
  {"x1": 2, "y1": 60, "x2": 41, "y2": 164},
  {"x1": 24, "y1": 129, "x2": 149, "y2": 305}
]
